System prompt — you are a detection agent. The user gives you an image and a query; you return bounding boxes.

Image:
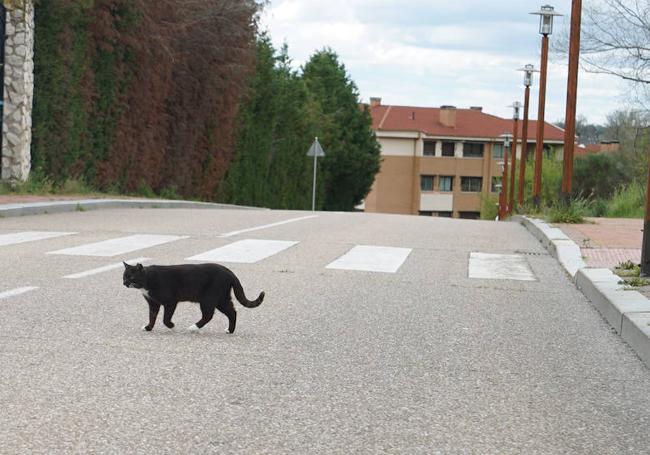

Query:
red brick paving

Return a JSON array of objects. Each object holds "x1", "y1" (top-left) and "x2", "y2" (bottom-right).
[
  {"x1": 557, "y1": 218, "x2": 643, "y2": 269},
  {"x1": 557, "y1": 217, "x2": 648, "y2": 298}
]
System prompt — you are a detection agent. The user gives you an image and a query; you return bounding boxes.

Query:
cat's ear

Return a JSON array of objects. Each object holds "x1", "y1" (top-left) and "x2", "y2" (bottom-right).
[
  {"x1": 123, "y1": 261, "x2": 129, "y2": 269},
  {"x1": 136, "y1": 263, "x2": 144, "y2": 270}
]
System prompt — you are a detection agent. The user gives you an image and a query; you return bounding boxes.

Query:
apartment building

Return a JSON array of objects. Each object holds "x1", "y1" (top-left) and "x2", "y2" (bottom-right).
[{"x1": 364, "y1": 99, "x2": 565, "y2": 218}]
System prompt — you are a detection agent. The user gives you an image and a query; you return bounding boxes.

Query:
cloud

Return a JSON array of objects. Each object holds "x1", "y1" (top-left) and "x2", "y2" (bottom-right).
[{"x1": 261, "y1": 0, "x2": 628, "y2": 124}]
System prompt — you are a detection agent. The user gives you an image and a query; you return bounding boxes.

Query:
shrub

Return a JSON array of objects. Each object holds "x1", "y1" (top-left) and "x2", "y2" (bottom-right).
[
  {"x1": 572, "y1": 153, "x2": 629, "y2": 199},
  {"x1": 605, "y1": 181, "x2": 645, "y2": 218},
  {"x1": 480, "y1": 193, "x2": 499, "y2": 220}
]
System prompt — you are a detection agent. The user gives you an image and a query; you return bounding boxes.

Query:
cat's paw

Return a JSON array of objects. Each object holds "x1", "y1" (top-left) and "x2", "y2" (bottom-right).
[
  {"x1": 187, "y1": 324, "x2": 200, "y2": 332},
  {"x1": 142, "y1": 325, "x2": 153, "y2": 332},
  {"x1": 164, "y1": 322, "x2": 175, "y2": 330}
]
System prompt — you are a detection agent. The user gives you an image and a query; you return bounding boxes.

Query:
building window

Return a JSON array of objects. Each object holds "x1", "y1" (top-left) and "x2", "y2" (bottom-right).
[
  {"x1": 423, "y1": 140, "x2": 436, "y2": 156},
  {"x1": 441, "y1": 141, "x2": 455, "y2": 157},
  {"x1": 463, "y1": 142, "x2": 484, "y2": 158},
  {"x1": 437, "y1": 211, "x2": 453, "y2": 218},
  {"x1": 491, "y1": 176, "x2": 502, "y2": 193},
  {"x1": 492, "y1": 143, "x2": 504, "y2": 159},
  {"x1": 461, "y1": 176, "x2": 482, "y2": 192},
  {"x1": 420, "y1": 175, "x2": 434, "y2": 192},
  {"x1": 418, "y1": 211, "x2": 433, "y2": 216},
  {"x1": 459, "y1": 211, "x2": 481, "y2": 220},
  {"x1": 439, "y1": 176, "x2": 454, "y2": 192}
]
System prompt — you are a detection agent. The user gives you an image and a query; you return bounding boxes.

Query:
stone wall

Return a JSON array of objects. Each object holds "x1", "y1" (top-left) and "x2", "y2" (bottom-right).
[{"x1": 1, "y1": 0, "x2": 34, "y2": 182}]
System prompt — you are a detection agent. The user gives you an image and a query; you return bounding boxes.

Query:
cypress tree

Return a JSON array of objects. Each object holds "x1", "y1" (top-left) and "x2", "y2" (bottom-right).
[{"x1": 302, "y1": 49, "x2": 381, "y2": 211}]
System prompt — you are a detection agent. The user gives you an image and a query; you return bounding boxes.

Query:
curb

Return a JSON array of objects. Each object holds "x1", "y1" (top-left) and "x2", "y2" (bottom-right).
[
  {"x1": 511, "y1": 215, "x2": 586, "y2": 280},
  {"x1": 0, "y1": 198, "x2": 262, "y2": 217},
  {"x1": 514, "y1": 215, "x2": 650, "y2": 369}
]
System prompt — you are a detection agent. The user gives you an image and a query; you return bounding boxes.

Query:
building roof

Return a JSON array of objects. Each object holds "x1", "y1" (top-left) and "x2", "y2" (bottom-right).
[
  {"x1": 368, "y1": 104, "x2": 566, "y2": 142},
  {"x1": 575, "y1": 142, "x2": 620, "y2": 157}
]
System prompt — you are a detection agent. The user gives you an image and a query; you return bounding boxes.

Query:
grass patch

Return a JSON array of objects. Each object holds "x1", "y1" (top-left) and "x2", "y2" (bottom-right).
[
  {"x1": 59, "y1": 179, "x2": 94, "y2": 195},
  {"x1": 618, "y1": 276, "x2": 650, "y2": 287},
  {"x1": 614, "y1": 260, "x2": 641, "y2": 278},
  {"x1": 605, "y1": 181, "x2": 645, "y2": 218},
  {"x1": 546, "y1": 197, "x2": 589, "y2": 224}
]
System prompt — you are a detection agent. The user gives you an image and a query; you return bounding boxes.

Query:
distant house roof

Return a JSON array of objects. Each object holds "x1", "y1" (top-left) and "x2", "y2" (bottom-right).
[
  {"x1": 575, "y1": 141, "x2": 620, "y2": 157},
  {"x1": 368, "y1": 103, "x2": 565, "y2": 142}
]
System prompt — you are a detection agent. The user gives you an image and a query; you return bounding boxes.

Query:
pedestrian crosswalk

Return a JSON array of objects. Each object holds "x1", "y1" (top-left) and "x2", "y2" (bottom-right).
[{"x1": 0, "y1": 230, "x2": 539, "y2": 292}]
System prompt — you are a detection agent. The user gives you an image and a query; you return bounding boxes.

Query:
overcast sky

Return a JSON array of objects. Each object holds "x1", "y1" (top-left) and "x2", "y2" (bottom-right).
[{"x1": 260, "y1": 0, "x2": 628, "y2": 125}]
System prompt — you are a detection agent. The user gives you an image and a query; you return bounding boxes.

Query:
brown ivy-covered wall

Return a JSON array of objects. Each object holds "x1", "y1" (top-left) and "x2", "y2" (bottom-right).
[{"x1": 32, "y1": 0, "x2": 258, "y2": 199}]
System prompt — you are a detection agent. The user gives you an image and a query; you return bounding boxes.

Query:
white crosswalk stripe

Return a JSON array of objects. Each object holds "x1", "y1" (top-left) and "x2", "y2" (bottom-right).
[
  {"x1": 0, "y1": 231, "x2": 76, "y2": 247},
  {"x1": 468, "y1": 252, "x2": 536, "y2": 281},
  {"x1": 63, "y1": 257, "x2": 152, "y2": 279},
  {"x1": 47, "y1": 234, "x2": 188, "y2": 257},
  {"x1": 326, "y1": 245, "x2": 412, "y2": 273},
  {"x1": 0, "y1": 286, "x2": 38, "y2": 300},
  {"x1": 186, "y1": 239, "x2": 298, "y2": 264}
]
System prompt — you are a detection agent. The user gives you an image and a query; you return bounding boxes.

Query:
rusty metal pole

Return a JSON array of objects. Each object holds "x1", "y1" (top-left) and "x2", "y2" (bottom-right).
[
  {"x1": 560, "y1": 0, "x2": 582, "y2": 202},
  {"x1": 502, "y1": 143, "x2": 509, "y2": 219},
  {"x1": 533, "y1": 34, "x2": 549, "y2": 208},
  {"x1": 519, "y1": 85, "x2": 530, "y2": 205},
  {"x1": 642, "y1": 157, "x2": 650, "y2": 276},
  {"x1": 509, "y1": 114, "x2": 519, "y2": 213}
]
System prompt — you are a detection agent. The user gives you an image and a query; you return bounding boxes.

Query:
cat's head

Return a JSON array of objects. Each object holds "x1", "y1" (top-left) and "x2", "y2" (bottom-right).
[{"x1": 123, "y1": 262, "x2": 146, "y2": 289}]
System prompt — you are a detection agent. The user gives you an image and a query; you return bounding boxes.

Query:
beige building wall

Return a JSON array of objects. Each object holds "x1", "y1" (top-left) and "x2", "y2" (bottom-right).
[{"x1": 366, "y1": 135, "x2": 503, "y2": 217}]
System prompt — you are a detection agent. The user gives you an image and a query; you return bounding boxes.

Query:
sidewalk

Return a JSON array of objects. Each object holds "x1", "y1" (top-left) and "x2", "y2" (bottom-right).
[
  {"x1": 557, "y1": 218, "x2": 648, "y2": 299},
  {"x1": 557, "y1": 218, "x2": 642, "y2": 268},
  {"x1": 0, "y1": 194, "x2": 260, "y2": 217},
  {"x1": 0, "y1": 194, "x2": 94, "y2": 204}
]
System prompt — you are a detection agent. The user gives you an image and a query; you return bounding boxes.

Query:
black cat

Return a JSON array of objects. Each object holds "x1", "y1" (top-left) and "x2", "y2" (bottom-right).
[{"x1": 122, "y1": 262, "x2": 264, "y2": 333}]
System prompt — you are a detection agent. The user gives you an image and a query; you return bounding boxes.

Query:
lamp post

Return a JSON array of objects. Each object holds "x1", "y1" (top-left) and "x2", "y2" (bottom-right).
[
  {"x1": 509, "y1": 101, "x2": 522, "y2": 214},
  {"x1": 517, "y1": 64, "x2": 538, "y2": 206},
  {"x1": 642, "y1": 162, "x2": 650, "y2": 276},
  {"x1": 496, "y1": 161, "x2": 504, "y2": 220},
  {"x1": 499, "y1": 133, "x2": 512, "y2": 220},
  {"x1": 560, "y1": 0, "x2": 583, "y2": 202},
  {"x1": 531, "y1": 5, "x2": 562, "y2": 208}
]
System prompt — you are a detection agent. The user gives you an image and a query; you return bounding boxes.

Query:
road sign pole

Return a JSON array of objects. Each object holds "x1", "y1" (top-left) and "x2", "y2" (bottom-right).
[
  {"x1": 307, "y1": 137, "x2": 325, "y2": 212},
  {"x1": 312, "y1": 151, "x2": 317, "y2": 211}
]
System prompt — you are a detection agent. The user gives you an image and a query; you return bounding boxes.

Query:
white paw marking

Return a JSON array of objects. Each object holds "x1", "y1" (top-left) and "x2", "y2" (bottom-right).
[
  {"x1": 188, "y1": 324, "x2": 200, "y2": 332},
  {"x1": 142, "y1": 325, "x2": 150, "y2": 331}
]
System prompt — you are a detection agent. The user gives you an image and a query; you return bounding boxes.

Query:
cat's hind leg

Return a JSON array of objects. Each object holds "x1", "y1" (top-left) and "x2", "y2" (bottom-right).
[
  {"x1": 188, "y1": 301, "x2": 215, "y2": 332},
  {"x1": 163, "y1": 302, "x2": 178, "y2": 329},
  {"x1": 217, "y1": 297, "x2": 237, "y2": 334},
  {"x1": 143, "y1": 298, "x2": 160, "y2": 331}
]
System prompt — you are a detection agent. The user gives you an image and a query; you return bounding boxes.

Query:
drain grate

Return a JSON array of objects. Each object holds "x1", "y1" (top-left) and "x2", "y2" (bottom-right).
[{"x1": 514, "y1": 250, "x2": 548, "y2": 256}]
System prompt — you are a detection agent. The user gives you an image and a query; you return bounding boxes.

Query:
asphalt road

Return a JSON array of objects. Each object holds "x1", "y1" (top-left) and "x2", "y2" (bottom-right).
[{"x1": 0, "y1": 208, "x2": 649, "y2": 454}]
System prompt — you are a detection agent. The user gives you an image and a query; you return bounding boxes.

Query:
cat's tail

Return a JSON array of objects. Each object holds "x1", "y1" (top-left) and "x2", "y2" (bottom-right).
[{"x1": 232, "y1": 276, "x2": 265, "y2": 308}]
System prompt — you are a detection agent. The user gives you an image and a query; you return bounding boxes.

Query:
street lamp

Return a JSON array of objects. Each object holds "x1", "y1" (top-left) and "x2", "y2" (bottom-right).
[
  {"x1": 530, "y1": 5, "x2": 562, "y2": 208},
  {"x1": 499, "y1": 133, "x2": 513, "y2": 220},
  {"x1": 561, "y1": 0, "x2": 583, "y2": 202},
  {"x1": 495, "y1": 161, "x2": 504, "y2": 221},
  {"x1": 517, "y1": 64, "x2": 539, "y2": 206},
  {"x1": 508, "y1": 101, "x2": 522, "y2": 214}
]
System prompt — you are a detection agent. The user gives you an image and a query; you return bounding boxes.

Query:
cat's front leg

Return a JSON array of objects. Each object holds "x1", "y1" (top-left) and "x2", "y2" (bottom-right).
[
  {"x1": 143, "y1": 299, "x2": 160, "y2": 331},
  {"x1": 163, "y1": 302, "x2": 178, "y2": 329}
]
